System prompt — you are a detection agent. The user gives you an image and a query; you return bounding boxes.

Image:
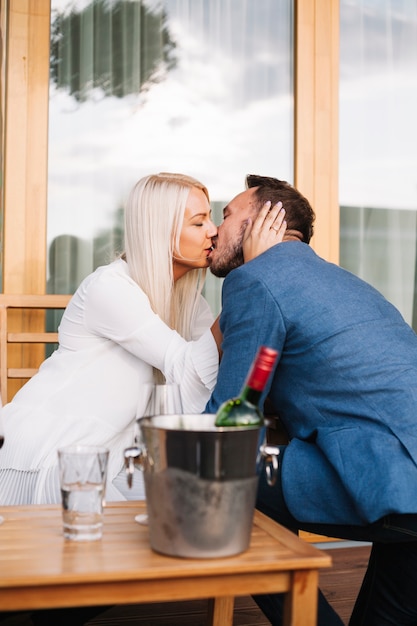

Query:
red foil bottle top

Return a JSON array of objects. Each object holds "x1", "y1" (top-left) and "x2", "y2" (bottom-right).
[{"x1": 246, "y1": 346, "x2": 278, "y2": 391}]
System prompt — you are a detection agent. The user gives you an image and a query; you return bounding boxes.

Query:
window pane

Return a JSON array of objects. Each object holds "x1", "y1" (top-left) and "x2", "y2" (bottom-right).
[
  {"x1": 339, "y1": 0, "x2": 417, "y2": 329},
  {"x1": 48, "y1": 0, "x2": 293, "y2": 315}
]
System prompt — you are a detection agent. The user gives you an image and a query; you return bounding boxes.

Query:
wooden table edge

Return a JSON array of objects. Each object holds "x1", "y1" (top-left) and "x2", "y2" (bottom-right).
[{"x1": 0, "y1": 502, "x2": 331, "y2": 626}]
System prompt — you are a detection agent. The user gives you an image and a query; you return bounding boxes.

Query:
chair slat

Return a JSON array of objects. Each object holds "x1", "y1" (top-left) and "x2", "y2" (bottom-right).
[
  {"x1": 8, "y1": 368, "x2": 39, "y2": 378},
  {"x1": 0, "y1": 294, "x2": 71, "y2": 402},
  {"x1": 8, "y1": 332, "x2": 59, "y2": 343}
]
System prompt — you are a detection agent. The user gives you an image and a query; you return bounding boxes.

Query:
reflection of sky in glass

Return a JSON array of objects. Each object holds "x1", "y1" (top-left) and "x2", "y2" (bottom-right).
[
  {"x1": 339, "y1": 0, "x2": 417, "y2": 326},
  {"x1": 47, "y1": 0, "x2": 293, "y2": 247},
  {"x1": 339, "y1": 0, "x2": 417, "y2": 210}
]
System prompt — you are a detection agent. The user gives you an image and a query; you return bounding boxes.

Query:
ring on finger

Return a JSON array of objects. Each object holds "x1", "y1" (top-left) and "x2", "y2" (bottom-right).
[{"x1": 270, "y1": 226, "x2": 280, "y2": 233}]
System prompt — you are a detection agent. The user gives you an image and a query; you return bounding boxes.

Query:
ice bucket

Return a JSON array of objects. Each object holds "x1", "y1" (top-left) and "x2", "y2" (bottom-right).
[{"x1": 129, "y1": 413, "x2": 262, "y2": 558}]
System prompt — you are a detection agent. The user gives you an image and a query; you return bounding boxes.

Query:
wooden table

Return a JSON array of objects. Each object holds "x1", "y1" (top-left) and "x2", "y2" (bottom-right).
[{"x1": 0, "y1": 502, "x2": 331, "y2": 626}]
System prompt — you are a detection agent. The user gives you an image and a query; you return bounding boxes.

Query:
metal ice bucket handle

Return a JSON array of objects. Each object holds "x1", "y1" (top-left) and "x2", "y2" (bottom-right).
[
  {"x1": 124, "y1": 417, "x2": 148, "y2": 488},
  {"x1": 126, "y1": 442, "x2": 281, "y2": 487},
  {"x1": 124, "y1": 445, "x2": 145, "y2": 489},
  {"x1": 258, "y1": 443, "x2": 280, "y2": 486},
  {"x1": 124, "y1": 415, "x2": 281, "y2": 489}
]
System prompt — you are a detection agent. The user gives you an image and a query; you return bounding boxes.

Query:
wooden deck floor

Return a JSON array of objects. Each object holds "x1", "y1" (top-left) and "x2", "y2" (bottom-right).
[
  {"x1": 0, "y1": 544, "x2": 371, "y2": 625},
  {"x1": 319, "y1": 544, "x2": 371, "y2": 624}
]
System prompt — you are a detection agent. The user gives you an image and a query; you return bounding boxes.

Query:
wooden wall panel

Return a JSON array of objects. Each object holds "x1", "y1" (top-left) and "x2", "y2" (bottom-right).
[
  {"x1": 3, "y1": 0, "x2": 50, "y2": 294},
  {"x1": 294, "y1": 0, "x2": 340, "y2": 263},
  {"x1": 2, "y1": 1, "x2": 51, "y2": 400}
]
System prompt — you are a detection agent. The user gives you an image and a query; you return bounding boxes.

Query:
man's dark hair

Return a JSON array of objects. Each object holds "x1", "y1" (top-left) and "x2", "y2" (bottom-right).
[{"x1": 246, "y1": 175, "x2": 315, "y2": 243}]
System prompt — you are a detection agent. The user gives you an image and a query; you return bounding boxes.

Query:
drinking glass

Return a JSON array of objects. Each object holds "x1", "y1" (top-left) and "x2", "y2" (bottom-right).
[
  {"x1": 135, "y1": 383, "x2": 183, "y2": 525},
  {"x1": 58, "y1": 445, "x2": 109, "y2": 541}
]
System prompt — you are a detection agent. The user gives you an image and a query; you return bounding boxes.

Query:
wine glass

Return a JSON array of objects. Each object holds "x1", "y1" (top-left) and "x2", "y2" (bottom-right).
[
  {"x1": 135, "y1": 383, "x2": 183, "y2": 525},
  {"x1": 143, "y1": 382, "x2": 183, "y2": 418}
]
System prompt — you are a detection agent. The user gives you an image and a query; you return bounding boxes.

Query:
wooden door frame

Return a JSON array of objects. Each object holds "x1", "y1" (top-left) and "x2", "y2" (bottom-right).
[
  {"x1": 2, "y1": 0, "x2": 50, "y2": 295},
  {"x1": 1, "y1": 0, "x2": 340, "y2": 297},
  {"x1": 294, "y1": 0, "x2": 339, "y2": 262},
  {"x1": 1, "y1": 1, "x2": 51, "y2": 401}
]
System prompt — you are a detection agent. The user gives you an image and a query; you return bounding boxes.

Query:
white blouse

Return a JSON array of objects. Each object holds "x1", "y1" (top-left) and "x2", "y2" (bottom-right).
[{"x1": 0, "y1": 259, "x2": 219, "y2": 504}]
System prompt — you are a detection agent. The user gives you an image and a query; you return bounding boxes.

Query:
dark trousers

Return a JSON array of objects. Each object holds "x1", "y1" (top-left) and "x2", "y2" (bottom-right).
[{"x1": 255, "y1": 447, "x2": 417, "y2": 626}]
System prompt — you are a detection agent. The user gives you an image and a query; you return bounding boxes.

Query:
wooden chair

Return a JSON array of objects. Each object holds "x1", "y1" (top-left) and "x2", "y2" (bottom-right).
[{"x1": 0, "y1": 294, "x2": 72, "y2": 404}]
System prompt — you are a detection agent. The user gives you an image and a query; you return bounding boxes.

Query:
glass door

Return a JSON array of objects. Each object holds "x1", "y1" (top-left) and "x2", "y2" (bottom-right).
[
  {"x1": 339, "y1": 0, "x2": 417, "y2": 329},
  {"x1": 47, "y1": 0, "x2": 294, "y2": 315}
]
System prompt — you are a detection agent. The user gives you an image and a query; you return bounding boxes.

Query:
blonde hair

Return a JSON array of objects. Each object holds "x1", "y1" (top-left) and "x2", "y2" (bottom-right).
[{"x1": 124, "y1": 172, "x2": 209, "y2": 346}]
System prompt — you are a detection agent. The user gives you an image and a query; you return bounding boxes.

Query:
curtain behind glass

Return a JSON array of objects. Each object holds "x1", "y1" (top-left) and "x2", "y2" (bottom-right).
[
  {"x1": 47, "y1": 0, "x2": 293, "y2": 317},
  {"x1": 339, "y1": 0, "x2": 417, "y2": 328}
]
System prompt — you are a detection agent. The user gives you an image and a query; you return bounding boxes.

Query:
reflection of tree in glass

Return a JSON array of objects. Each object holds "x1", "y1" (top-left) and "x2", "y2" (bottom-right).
[
  {"x1": 45, "y1": 206, "x2": 125, "y2": 355},
  {"x1": 46, "y1": 234, "x2": 91, "y2": 356},
  {"x1": 50, "y1": 0, "x2": 177, "y2": 102}
]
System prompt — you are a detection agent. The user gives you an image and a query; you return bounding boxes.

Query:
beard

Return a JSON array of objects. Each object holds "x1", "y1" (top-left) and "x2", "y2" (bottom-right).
[{"x1": 209, "y1": 227, "x2": 245, "y2": 278}]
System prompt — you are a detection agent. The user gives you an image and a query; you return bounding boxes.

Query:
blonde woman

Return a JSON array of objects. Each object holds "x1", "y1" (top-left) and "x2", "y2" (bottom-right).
[{"x1": 0, "y1": 172, "x2": 285, "y2": 505}]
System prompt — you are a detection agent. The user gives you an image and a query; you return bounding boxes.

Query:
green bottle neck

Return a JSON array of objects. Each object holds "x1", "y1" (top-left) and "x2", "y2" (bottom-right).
[{"x1": 240, "y1": 386, "x2": 262, "y2": 407}]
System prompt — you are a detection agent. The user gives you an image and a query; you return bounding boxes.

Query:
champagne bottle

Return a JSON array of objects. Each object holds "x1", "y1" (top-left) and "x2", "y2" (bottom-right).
[{"x1": 214, "y1": 346, "x2": 278, "y2": 427}]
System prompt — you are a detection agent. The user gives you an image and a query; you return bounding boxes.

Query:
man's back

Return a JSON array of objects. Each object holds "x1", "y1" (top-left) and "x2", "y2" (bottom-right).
[{"x1": 207, "y1": 241, "x2": 417, "y2": 524}]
